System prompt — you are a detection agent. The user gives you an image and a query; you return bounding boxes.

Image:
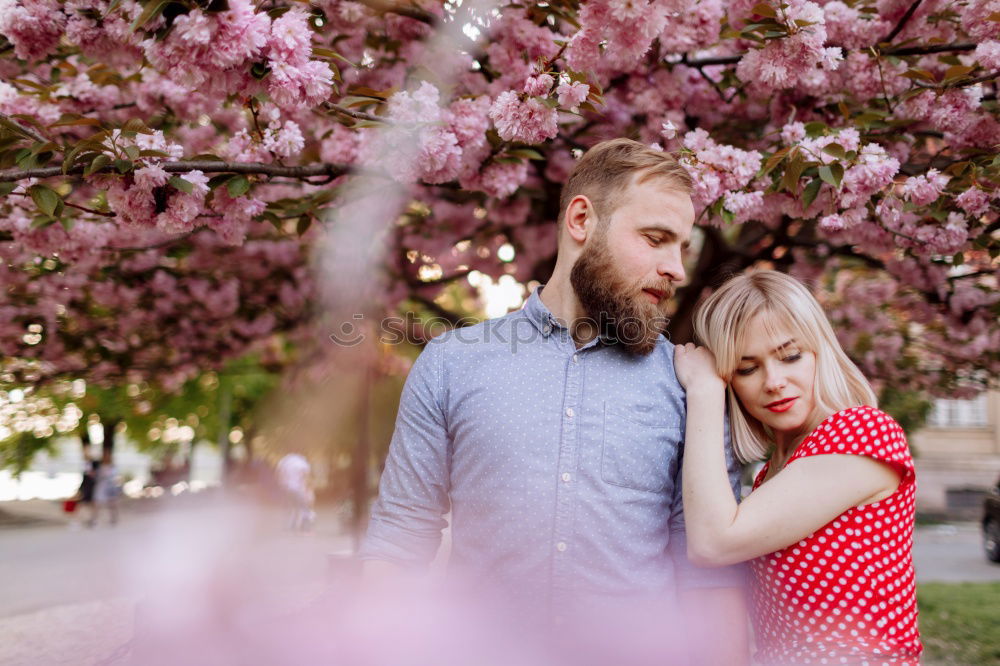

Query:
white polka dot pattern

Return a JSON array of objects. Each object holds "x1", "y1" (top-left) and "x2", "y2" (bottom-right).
[{"x1": 749, "y1": 406, "x2": 922, "y2": 665}]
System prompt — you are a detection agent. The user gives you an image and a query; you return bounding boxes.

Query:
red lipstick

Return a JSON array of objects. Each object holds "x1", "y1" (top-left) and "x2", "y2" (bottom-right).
[{"x1": 765, "y1": 397, "x2": 797, "y2": 413}]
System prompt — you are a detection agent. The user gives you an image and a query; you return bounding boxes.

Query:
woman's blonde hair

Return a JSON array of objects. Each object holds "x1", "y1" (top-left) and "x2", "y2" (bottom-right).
[{"x1": 693, "y1": 270, "x2": 877, "y2": 463}]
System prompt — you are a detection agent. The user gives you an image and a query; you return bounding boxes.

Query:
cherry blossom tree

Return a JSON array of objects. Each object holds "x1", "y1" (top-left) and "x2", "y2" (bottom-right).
[{"x1": 0, "y1": 0, "x2": 997, "y2": 399}]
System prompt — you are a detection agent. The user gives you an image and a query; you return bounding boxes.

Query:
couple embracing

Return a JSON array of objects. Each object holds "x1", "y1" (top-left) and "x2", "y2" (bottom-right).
[{"x1": 361, "y1": 139, "x2": 922, "y2": 665}]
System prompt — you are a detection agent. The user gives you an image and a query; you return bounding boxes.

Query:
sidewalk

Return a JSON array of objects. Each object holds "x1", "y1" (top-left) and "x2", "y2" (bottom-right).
[{"x1": 0, "y1": 494, "x2": 355, "y2": 665}]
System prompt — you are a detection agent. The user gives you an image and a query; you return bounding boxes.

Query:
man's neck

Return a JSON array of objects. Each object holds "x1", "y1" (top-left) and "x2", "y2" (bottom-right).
[{"x1": 539, "y1": 267, "x2": 598, "y2": 348}]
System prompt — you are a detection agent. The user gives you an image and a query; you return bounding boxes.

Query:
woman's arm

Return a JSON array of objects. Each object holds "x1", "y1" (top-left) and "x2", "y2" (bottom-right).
[{"x1": 674, "y1": 344, "x2": 901, "y2": 567}]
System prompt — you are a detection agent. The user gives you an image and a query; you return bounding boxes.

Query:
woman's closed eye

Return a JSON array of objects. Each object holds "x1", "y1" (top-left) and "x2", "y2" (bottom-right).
[{"x1": 782, "y1": 352, "x2": 802, "y2": 363}]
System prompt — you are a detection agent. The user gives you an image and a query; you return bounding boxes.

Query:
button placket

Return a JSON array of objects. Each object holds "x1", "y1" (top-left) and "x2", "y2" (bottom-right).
[{"x1": 551, "y1": 346, "x2": 582, "y2": 613}]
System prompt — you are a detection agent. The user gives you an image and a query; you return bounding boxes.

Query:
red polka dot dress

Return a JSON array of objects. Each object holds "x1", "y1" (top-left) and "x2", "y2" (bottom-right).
[{"x1": 750, "y1": 406, "x2": 922, "y2": 665}]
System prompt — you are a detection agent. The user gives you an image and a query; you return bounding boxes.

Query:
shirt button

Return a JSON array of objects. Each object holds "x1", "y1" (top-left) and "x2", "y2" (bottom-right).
[
  {"x1": 565, "y1": 407, "x2": 574, "y2": 418},
  {"x1": 556, "y1": 542, "x2": 567, "y2": 552},
  {"x1": 572, "y1": 355, "x2": 579, "y2": 364},
  {"x1": 542, "y1": 324, "x2": 552, "y2": 335},
  {"x1": 561, "y1": 473, "x2": 571, "y2": 483}
]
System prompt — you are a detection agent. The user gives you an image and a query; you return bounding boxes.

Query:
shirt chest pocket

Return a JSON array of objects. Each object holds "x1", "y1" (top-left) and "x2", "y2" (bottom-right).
[{"x1": 601, "y1": 404, "x2": 681, "y2": 493}]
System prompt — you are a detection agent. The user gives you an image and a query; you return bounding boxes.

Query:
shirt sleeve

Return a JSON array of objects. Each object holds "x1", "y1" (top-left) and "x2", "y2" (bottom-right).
[
  {"x1": 796, "y1": 405, "x2": 915, "y2": 485},
  {"x1": 668, "y1": 414, "x2": 748, "y2": 590},
  {"x1": 358, "y1": 338, "x2": 452, "y2": 567}
]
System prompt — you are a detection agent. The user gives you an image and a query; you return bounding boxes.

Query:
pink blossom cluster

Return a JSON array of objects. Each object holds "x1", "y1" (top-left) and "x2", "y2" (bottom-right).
[
  {"x1": 822, "y1": 1, "x2": 891, "y2": 49},
  {"x1": 974, "y1": 41, "x2": 1000, "y2": 69},
  {"x1": 736, "y1": 0, "x2": 842, "y2": 94},
  {"x1": 681, "y1": 128, "x2": 763, "y2": 209},
  {"x1": 0, "y1": 0, "x2": 65, "y2": 61},
  {"x1": 657, "y1": 0, "x2": 726, "y2": 52},
  {"x1": 838, "y1": 143, "x2": 900, "y2": 209},
  {"x1": 489, "y1": 91, "x2": 559, "y2": 145},
  {"x1": 897, "y1": 87, "x2": 1000, "y2": 149},
  {"x1": 0, "y1": 80, "x2": 60, "y2": 124},
  {"x1": 64, "y1": 0, "x2": 144, "y2": 64},
  {"x1": 556, "y1": 81, "x2": 590, "y2": 110},
  {"x1": 264, "y1": 9, "x2": 335, "y2": 110},
  {"x1": 484, "y1": 11, "x2": 560, "y2": 93},
  {"x1": 954, "y1": 188, "x2": 992, "y2": 217},
  {"x1": 101, "y1": 166, "x2": 209, "y2": 234},
  {"x1": 360, "y1": 84, "x2": 495, "y2": 187},
  {"x1": 960, "y1": 0, "x2": 1000, "y2": 41},
  {"x1": 567, "y1": 0, "x2": 668, "y2": 72},
  {"x1": 142, "y1": 0, "x2": 270, "y2": 88},
  {"x1": 901, "y1": 169, "x2": 950, "y2": 206}
]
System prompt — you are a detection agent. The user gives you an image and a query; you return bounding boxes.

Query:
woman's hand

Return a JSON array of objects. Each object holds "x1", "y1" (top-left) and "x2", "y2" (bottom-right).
[{"x1": 673, "y1": 343, "x2": 726, "y2": 394}]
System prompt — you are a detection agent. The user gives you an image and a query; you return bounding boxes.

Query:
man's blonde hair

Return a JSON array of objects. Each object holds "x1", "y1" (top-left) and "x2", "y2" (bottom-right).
[
  {"x1": 558, "y1": 138, "x2": 692, "y2": 229},
  {"x1": 693, "y1": 270, "x2": 878, "y2": 463}
]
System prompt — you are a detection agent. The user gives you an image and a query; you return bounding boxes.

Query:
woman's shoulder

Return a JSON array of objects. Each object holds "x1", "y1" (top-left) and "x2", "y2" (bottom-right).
[
  {"x1": 802, "y1": 405, "x2": 912, "y2": 463},
  {"x1": 814, "y1": 405, "x2": 901, "y2": 434}
]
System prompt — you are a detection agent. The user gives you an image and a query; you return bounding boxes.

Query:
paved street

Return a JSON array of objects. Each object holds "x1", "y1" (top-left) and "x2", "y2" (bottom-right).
[
  {"x1": 913, "y1": 522, "x2": 1000, "y2": 583},
  {"x1": 0, "y1": 499, "x2": 997, "y2": 665},
  {"x1": 0, "y1": 496, "x2": 354, "y2": 665}
]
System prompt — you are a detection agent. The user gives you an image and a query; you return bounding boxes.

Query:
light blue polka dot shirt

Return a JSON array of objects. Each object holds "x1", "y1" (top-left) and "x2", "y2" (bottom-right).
[{"x1": 361, "y1": 287, "x2": 745, "y2": 608}]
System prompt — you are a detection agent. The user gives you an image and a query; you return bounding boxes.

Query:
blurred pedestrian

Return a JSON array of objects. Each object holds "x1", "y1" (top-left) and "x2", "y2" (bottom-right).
[
  {"x1": 75, "y1": 458, "x2": 98, "y2": 528},
  {"x1": 93, "y1": 450, "x2": 121, "y2": 526},
  {"x1": 276, "y1": 450, "x2": 314, "y2": 532}
]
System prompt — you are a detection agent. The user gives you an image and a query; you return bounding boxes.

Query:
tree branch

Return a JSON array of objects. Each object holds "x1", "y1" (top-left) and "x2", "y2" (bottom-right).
[
  {"x1": 881, "y1": 0, "x2": 923, "y2": 44},
  {"x1": 323, "y1": 102, "x2": 386, "y2": 124},
  {"x1": 915, "y1": 70, "x2": 1000, "y2": 89},
  {"x1": 354, "y1": 0, "x2": 437, "y2": 25},
  {"x1": 0, "y1": 111, "x2": 49, "y2": 145},
  {"x1": 680, "y1": 42, "x2": 976, "y2": 68},
  {"x1": 0, "y1": 160, "x2": 352, "y2": 183}
]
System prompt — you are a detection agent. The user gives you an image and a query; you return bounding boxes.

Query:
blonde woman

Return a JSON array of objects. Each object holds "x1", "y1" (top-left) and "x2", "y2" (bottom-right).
[{"x1": 673, "y1": 270, "x2": 922, "y2": 665}]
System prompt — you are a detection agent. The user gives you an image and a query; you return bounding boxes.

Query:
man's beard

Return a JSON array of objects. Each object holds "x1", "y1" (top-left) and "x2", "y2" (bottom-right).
[{"x1": 569, "y1": 232, "x2": 674, "y2": 356}]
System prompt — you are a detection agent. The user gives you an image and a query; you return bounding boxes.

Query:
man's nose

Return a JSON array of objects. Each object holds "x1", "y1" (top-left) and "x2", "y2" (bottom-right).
[{"x1": 657, "y1": 252, "x2": 685, "y2": 283}]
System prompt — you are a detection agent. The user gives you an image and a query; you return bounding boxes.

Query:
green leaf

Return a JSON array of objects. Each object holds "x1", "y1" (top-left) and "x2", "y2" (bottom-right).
[
  {"x1": 139, "y1": 149, "x2": 171, "y2": 159},
  {"x1": 84, "y1": 153, "x2": 111, "y2": 177},
  {"x1": 30, "y1": 215, "x2": 57, "y2": 230},
  {"x1": 763, "y1": 146, "x2": 791, "y2": 176},
  {"x1": 952, "y1": 252, "x2": 964, "y2": 266},
  {"x1": 226, "y1": 175, "x2": 251, "y2": 198},
  {"x1": 130, "y1": 0, "x2": 170, "y2": 32},
  {"x1": 207, "y1": 174, "x2": 234, "y2": 190},
  {"x1": 169, "y1": 176, "x2": 194, "y2": 194},
  {"x1": 822, "y1": 143, "x2": 846, "y2": 160},
  {"x1": 27, "y1": 184, "x2": 61, "y2": 216},
  {"x1": 720, "y1": 207, "x2": 735, "y2": 224},
  {"x1": 802, "y1": 178, "x2": 822, "y2": 208},
  {"x1": 804, "y1": 121, "x2": 826, "y2": 138},
  {"x1": 123, "y1": 145, "x2": 141, "y2": 161},
  {"x1": 49, "y1": 116, "x2": 102, "y2": 128},
  {"x1": 296, "y1": 216, "x2": 312, "y2": 235},
  {"x1": 121, "y1": 118, "x2": 154, "y2": 135},
  {"x1": 818, "y1": 163, "x2": 844, "y2": 188},
  {"x1": 751, "y1": 2, "x2": 777, "y2": 18},
  {"x1": 507, "y1": 148, "x2": 545, "y2": 160},
  {"x1": 943, "y1": 65, "x2": 975, "y2": 81},
  {"x1": 113, "y1": 158, "x2": 133, "y2": 174},
  {"x1": 0, "y1": 182, "x2": 17, "y2": 197}
]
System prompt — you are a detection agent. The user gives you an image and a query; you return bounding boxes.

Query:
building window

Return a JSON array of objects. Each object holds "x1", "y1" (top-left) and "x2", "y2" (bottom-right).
[{"x1": 928, "y1": 395, "x2": 988, "y2": 428}]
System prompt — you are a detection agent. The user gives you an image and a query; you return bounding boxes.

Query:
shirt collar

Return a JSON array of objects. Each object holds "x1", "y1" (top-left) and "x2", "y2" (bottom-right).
[
  {"x1": 523, "y1": 286, "x2": 612, "y2": 347},
  {"x1": 522, "y1": 286, "x2": 564, "y2": 338}
]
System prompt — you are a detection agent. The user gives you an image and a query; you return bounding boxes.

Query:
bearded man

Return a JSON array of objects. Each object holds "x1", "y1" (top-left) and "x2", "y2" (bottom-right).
[{"x1": 361, "y1": 139, "x2": 748, "y2": 663}]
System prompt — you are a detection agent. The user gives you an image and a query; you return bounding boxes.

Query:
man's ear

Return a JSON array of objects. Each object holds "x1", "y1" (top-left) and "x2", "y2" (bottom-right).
[{"x1": 563, "y1": 194, "x2": 596, "y2": 244}]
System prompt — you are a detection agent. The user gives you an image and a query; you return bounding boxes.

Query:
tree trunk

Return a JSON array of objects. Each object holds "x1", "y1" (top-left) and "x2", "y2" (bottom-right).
[
  {"x1": 217, "y1": 383, "x2": 233, "y2": 484},
  {"x1": 101, "y1": 419, "x2": 119, "y2": 459}
]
